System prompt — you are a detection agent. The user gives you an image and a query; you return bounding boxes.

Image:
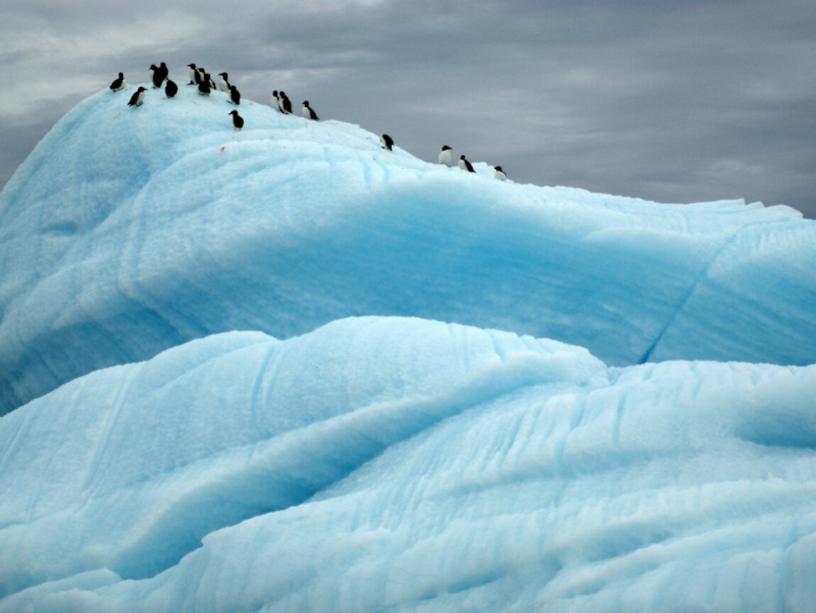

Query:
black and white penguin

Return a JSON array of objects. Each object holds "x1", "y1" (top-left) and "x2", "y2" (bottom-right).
[
  {"x1": 109, "y1": 72, "x2": 126, "y2": 92},
  {"x1": 127, "y1": 86, "x2": 147, "y2": 107},
  {"x1": 302, "y1": 100, "x2": 319, "y2": 121},
  {"x1": 165, "y1": 79, "x2": 178, "y2": 98},
  {"x1": 494, "y1": 166, "x2": 507, "y2": 181},
  {"x1": 229, "y1": 110, "x2": 244, "y2": 129},
  {"x1": 279, "y1": 91, "x2": 292, "y2": 114},
  {"x1": 158, "y1": 62, "x2": 169, "y2": 82},
  {"x1": 187, "y1": 64, "x2": 198, "y2": 85},
  {"x1": 206, "y1": 73, "x2": 217, "y2": 90},
  {"x1": 149, "y1": 64, "x2": 164, "y2": 88},
  {"x1": 380, "y1": 134, "x2": 394, "y2": 151},
  {"x1": 217, "y1": 72, "x2": 231, "y2": 92},
  {"x1": 438, "y1": 145, "x2": 453, "y2": 165},
  {"x1": 197, "y1": 79, "x2": 211, "y2": 95},
  {"x1": 229, "y1": 85, "x2": 241, "y2": 105},
  {"x1": 459, "y1": 155, "x2": 475, "y2": 173},
  {"x1": 271, "y1": 91, "x2": 282, "y2": 112}
]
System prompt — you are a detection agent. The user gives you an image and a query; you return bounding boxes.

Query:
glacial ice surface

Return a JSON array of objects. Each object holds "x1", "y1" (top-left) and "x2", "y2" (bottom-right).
[
  {"x1": 2, "y1": 84, "x2": 816, "y2": 611},
  {"x1": 1, "y1": 317, "x2": 816, "y2": 611},
  {"x1": 1, "y1": 85, "x2": 815, "y2": 414}
]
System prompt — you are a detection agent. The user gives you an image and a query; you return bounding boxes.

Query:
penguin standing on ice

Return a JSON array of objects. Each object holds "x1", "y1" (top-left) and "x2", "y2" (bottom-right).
[
  {"x1": 229, "y1": 110, "x2": 244, "y2": 130},
  {"x1": 271, "y1": 91, "x2": 281, "y2": 112},
  {"x1": 438, "y1": 145, "x2": 452, "y2": 165},
  {"x1": 198, "y1": 78, "x2": 211, "y2": 95},
  {"x1": 229, "y1": 85, "x2": 241, "y2": 105},
  {"x1": 217, "y1": 72, "x2": 231, "y2": 92},
  {"x1": 302, "y1": 100, "x2": 319, "y2": 120},
  {"x1": 109, "y1": 72, "x2": 126, "y2": 92},
  {"x1": 165, "y1": 79, "x2": 178, "y2": 98},
  {"x1": 198, "y1": 67, "x2": 214, "y2": 89},
  {"x1": 459, "y1": 155, "x2": 475, "y2": 173},
  {"x1": 380, "y1": 134, "x2": 394, "y2": 151},
  {"x1": 127, "y1": 86, "x2": 147, "y2": 107},
  {"x1": 279, "y1": 91, "x2": 292, "y2": 114},
  {"x1": 149, "y1": 64, "x2": 164, "y2": 88},
  {"x1": 494, "y1": 166, "x2": 507, "y2": 181},
  {"x1": 158, "y1": 62, "x2": 169, "y2": 82},
  {"x1": 187, "y1": 64, "x2": 198, "y2": 85}
]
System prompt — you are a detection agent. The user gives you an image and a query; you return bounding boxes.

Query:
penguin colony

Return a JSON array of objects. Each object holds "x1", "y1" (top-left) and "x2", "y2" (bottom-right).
[{"x1": 110, "y1": 63, "x2": 509, "y2": 180}]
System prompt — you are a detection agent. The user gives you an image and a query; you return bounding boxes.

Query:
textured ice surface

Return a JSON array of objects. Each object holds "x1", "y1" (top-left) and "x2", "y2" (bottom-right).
[
  {"x1": 1, "y1": 317, "x2": 815, "y2": 612},
  {"x1": 2, "y1": 86, "x2": 815, "y2": 413}
]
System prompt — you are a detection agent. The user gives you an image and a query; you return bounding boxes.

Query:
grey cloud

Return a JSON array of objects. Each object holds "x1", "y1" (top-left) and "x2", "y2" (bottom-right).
[{"x1": 1, "y1": 0, "x2": 814, "y2": 216}]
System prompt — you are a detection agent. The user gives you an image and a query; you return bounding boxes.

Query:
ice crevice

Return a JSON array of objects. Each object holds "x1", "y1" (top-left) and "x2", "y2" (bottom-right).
[{"x1": 638, "y1": 226, "x2": 742, "y2": 364}]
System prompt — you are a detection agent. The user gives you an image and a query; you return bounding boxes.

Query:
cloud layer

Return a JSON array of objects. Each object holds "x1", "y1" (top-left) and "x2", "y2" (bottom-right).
[{"x1": 2, "y1": 0, "x2": 814, "y2": 216}]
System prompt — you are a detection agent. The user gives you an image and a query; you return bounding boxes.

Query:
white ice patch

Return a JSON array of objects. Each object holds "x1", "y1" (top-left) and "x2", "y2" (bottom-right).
[{"x1": 0, "y1": 317, "x2": 814, "y2": 611}]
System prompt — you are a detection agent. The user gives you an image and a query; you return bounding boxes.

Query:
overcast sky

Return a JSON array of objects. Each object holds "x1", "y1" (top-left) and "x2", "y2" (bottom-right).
[{"x1": 2, "y1": 0, "x2": 814, "y2": 216}]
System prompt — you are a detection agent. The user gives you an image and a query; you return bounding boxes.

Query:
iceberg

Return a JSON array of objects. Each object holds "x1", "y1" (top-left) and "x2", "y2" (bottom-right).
[
  {"x1": 2, "y1": 84, "x2": 815, "y2": 611},
  {"x1": 1, "y1": 317, "x2": 815, "y2": 611},
  {"x1": 1, "y1": 86, "x2": 815, "y2": 414}
]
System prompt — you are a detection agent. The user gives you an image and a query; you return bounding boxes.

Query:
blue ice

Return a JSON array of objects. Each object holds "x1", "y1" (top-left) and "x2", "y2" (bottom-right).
[{"x1": 1, "y1": 86, "x2": 814, "y2": 414}]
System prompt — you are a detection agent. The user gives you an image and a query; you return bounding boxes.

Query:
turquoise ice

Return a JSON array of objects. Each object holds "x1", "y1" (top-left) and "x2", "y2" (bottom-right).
[
  {"x1": 1, "y1": 86, "x2": 814, "y2": 414},
  {"x1": 1, "y1": 85, "x2": 815, "y2": 611},
  {"x1": 1, "y1": 317, "x2": 815, "y2": 611}
]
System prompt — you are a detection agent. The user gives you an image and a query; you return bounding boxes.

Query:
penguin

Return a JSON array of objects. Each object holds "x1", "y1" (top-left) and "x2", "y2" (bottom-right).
[
  {"x1": 459, "y1": 155, "x2": 475, "y2": 173},
  {"x1": 109, "y1": 72, "x2": 126, "y2": 92},
  {"x1": 197, "y1": 79, "x2": 211, "y2": 95},
  {"x1": 149, "y1": 64, "x2": 164, "y2": 88},
  {"x1": 165, "y1": 79, "x2": 178, "y2": 98},
  {"x1": 229, "y1": 85, "x2": 241, "y2": 105},
  {"x1": 271, "y1": 90, "x2": 282, "y2": 112},
  {"x1": 158, "y1": 62, "x2": 169, "y2": 82},
  {"x1": 494, "y1": 166, "x2": 507, "y2": 181},
  {"x1": 279, "y1": 91, "x2": 292, "y2": 114},
  {"x1": 229, "y1": 110, "x2": 244, "y2": 129},
  {"x1": 380, "y1": 134, "x2": 394, "y2": 151},
  {"x1": 218, "y1": 72, "x2": 231, "y2": 92},
  {"x1": 302, "y1": 100, "x2": 319, "y2": 121},
  {"x1": 206, "y1": 73, "x2": 217, "y2": 90},
  {"x1": 187, "y1": 64, "x2": 198, "y2": 85},
  {"x1": 127, "y1": 86, "x2": 147, "y2": 107},
  {"x1": 438, "y1": 145, "x2": 453, "y2": 165}
]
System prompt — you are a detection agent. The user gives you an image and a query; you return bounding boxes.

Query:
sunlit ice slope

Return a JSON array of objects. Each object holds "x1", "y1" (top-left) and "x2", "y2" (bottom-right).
[
  {"x1": 1, "y1": 85, "x2": 815, "y2": 414},
  {"x1": 1, "y1": 317, "x2": 815, "y2": 612}
]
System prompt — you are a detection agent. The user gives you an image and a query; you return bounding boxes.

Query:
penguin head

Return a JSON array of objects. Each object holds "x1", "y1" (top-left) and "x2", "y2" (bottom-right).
[
  {"x1": 137, "y1": 86, "x2": 147, "y2": 92},
  {"x1": 495, "y1": 166, "x2": 503, "y2": 172},
  {"x1": 160, "y1": 62, "x2": 167, "y2": 68},
  {"x1": 188, "y1": 63, "x2": 196, "y2": 69},
  {"x1": 149, "y1": 64, "x2": 158, "y2": 71},
  {"x1": 118, "y1": 72, "x2": 124, "y2": 78},
  {"x1": 460, "y1": 154, "x2": 466, "y2": 160},
  {"x1": 273, "y1": 90, "x2": 278, "y2": 97},
  {"x1": 302, "y1": 100, "x2": 310, "y2": 106},
  {"x1": 198, "y1": 67, "x2": 205, "y2": 73},
  {"x1": 442, "y1": 145, "x2": 452, "y2": 151},
  {"x1": 228, "y1": 110, "x2": 238, "y2": 116},
  {"x1": 219, "y1": 72, "x2": 228, "y2": 78}
]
